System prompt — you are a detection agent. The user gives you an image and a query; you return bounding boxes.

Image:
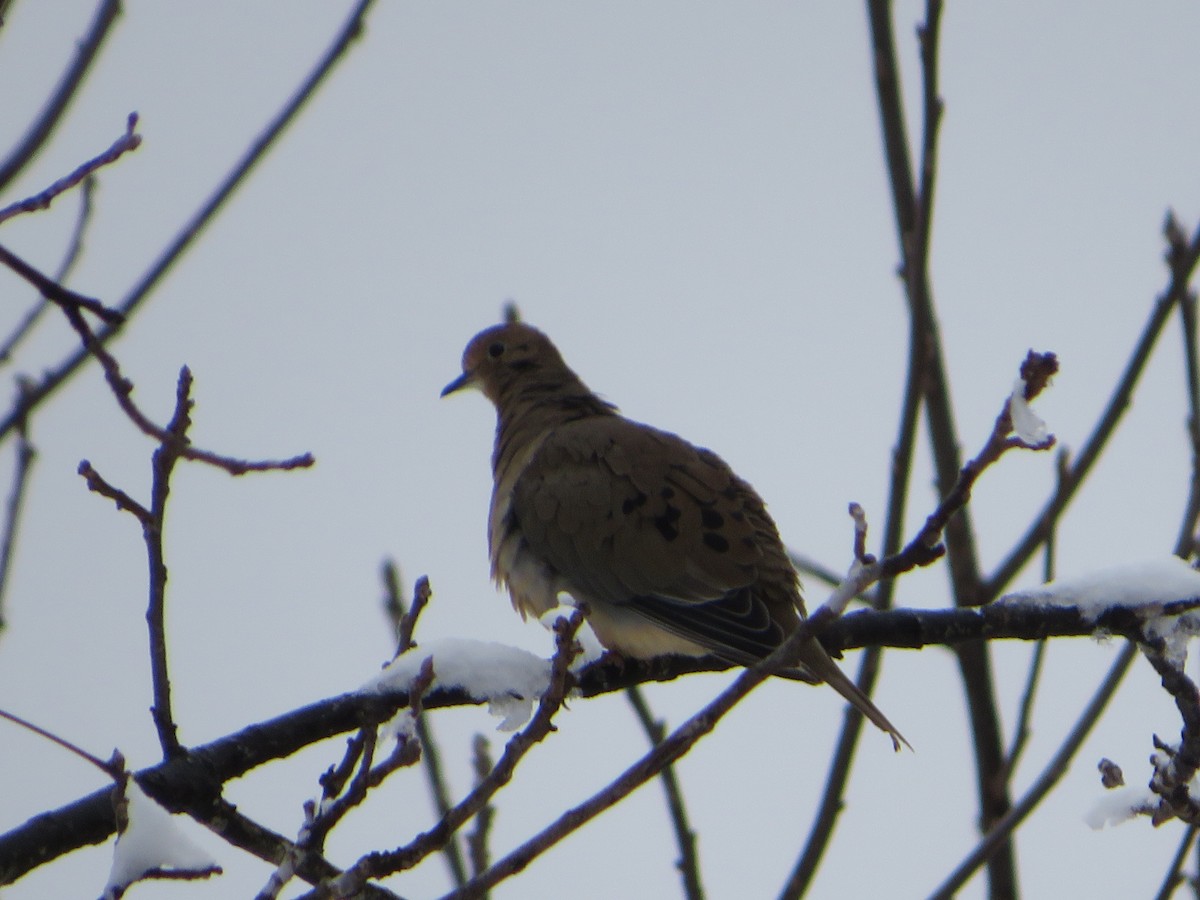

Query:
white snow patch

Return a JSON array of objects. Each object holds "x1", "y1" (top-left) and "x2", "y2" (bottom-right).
[
  {"x1": 1000, "y1": 557, "x2": 1200, "y2": 620},
  {"x1": 380, "y1": 708, "x2": 418, "y2": 744},
  {"x1": 1085, "y1": 784, "x2": 1157, "y2": 829},
  {"x1": 363, "y1": 638, "x2": 551, "y2": 731},
  {"x1": 1009, "y1": 377, "x2": 1050, "y2": 445},
  {"x1": 1001, "y1": 558, "x2": 1200, "y2": 666},
  {"x1": 102, "y1": 779, "x2": 219, "y2": 897}
]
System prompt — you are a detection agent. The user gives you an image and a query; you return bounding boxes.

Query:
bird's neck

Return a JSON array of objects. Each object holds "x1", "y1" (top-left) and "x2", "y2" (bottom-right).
[{"x1": 491, "y1": 381, "x2": 615, "y2": 476}]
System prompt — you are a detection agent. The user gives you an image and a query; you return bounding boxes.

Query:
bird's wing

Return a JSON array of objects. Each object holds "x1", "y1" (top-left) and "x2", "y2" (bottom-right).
[{"x1": 510, "y1": 415, "x2": 802, "y2": 663}]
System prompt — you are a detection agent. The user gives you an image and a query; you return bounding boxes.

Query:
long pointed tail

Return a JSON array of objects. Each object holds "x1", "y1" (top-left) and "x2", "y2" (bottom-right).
[{"x1": 797, "y1": 638, "x2": 910, "y2": 752}]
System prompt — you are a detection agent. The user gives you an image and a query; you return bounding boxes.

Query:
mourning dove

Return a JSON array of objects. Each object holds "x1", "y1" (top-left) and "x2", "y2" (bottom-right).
[{"x1": 443, "y1": 321, "x2": 905, "y2": 750}]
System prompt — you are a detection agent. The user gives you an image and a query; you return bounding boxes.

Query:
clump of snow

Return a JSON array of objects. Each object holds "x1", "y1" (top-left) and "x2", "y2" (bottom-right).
[
  {"x1": 1009, "y1": 377, "x2": 1050, "y2": 445},
  {"x1": 1000, "y1": 557, "x2": 1200, "y2": 620},
  {"x1": 363, "y1": 638, "x2": 551, "y2": 731},
  {"x1": 1001, "y1": 557, "x2": 1200, "y2": 667},
  {"x1": 102, "y1": 779, "x2": 220, "y2": 898},
  {"x1": 1084, "y1": 784, "x2": 1157, "y2": 829},
  {"x1": 380, "y1": 708, "x2": 418, "y2": 744}
]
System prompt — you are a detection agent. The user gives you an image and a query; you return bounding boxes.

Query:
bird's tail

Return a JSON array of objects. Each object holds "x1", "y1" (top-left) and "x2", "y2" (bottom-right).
[{"x1": 796, "y1": 638, "x2": 910, "y2": 752}]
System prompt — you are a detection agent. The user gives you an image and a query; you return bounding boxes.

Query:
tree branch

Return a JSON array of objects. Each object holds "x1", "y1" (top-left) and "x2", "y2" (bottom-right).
[
  {"x1": 626, "y1": 685, "x2": 705, "y2": 900},
  {"x1": 928, "y1": 641, "x2": 1138, "y2": 899},
  {"x1": 1, "y1": 597, "x2": 1187, "y2": 886},
  {"x1": 988, "y1": 214, "x2": 1200, "y2": 594},
  {"x1": 0, "y1": 0, "x2": 377, "y2": 447},
  {"x1": 0, "y1": 0, "x2": 121, "y2": 193},
  {"x1": 0, "y1": 112, "x2": 140, "y2": 226}
]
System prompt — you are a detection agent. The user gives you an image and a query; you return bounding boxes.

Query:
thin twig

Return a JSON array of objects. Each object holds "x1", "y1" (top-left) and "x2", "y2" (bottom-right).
[
  {"x1": 0, "y1": 707, "x2": 123, "y2": 778},
  {"x1": 0, "y1": 0, "x2": 121, "y2": 193},
  {"x1": 989, "y1": 215, "x2": 1200, "y2": 595},
  {"x1": 1142, "y1": 646, "x2": 1200, "y2": 826},
  {"x1": 1173, "y1": 243, "x2": 1200, "y2": 556},
  {"x1": 0, "y1": 174, "x2": 96, "y2": 364},
  {"x1": 0, "y1": 0, "x2": 377, "y2": 447},
  {"x1": 1002, "y1": 451, "x2": 1064, "y2": 776},
  {"x1": 1152, "y1": 825, "x2": 1197, "y2": 900},
  {"x1": 0, "y1": 410, "x2": 34, "y2": 633},
  {"x1": 465, "y1": 735, "x2": 494, "y2": 882},
  {"x1": 878, "y1": 352, "x2": 1058, "y2": 582},
  {"x1": 928, "y1": 642, "x2": 1137, "y2": 899},
  {"x1": 379, "y1": 568, "x2": 467, "y2": 886},
  {"x1": 306, "y1": 662, "x2": 433, "y2": 853},
  {"x1": 783, "y1": 29, "x2": 934, "y2": 871},
  {"x1": 145, "y1": 369, "x2": 194, "y2": 759},
  {"x1": 381, "y1": 559, "x2": 405, "y2": 645},
  {"x1": 397, "y1": 576, "x2": 431, "y2": 656},
  {"x1": 866, "y1": 1, "x2": 1019, "y2": 890},
  {"x1": 0, "y1": 112, "x2": 140, "y2": 225},
  {"x1": 626, "y1": 685, "x2": 705, "y2": 900},
  {"x1": 77, "y1": 459, "x2": 151, "y2": 522},
  {"x1": 441, "y1": 609, "x2": 846, "y2": 900},
  {"x1": 55, "y1": 293, "x2": 312, "y2": 474},
  {"x1": 0, "y1": 242, "x2": 123, "y2": 324},
  {"x1": 323, "y1": 611, "x2": 586, "y2": 898},
  {"x1": 413, "y1": 713, "x2": 468, "y2": 887},
  {"x1": 185, "y1": 796, "x2": 402, "y2": 900}
]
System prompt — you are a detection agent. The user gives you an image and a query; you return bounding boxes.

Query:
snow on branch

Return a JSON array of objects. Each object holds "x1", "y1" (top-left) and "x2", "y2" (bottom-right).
[
  {"x1": 101, "y1": 777, "x2": 220, "y2": 899},
  {"x1": 363, "y1": 637, "x2": 553, "y2": 731}
]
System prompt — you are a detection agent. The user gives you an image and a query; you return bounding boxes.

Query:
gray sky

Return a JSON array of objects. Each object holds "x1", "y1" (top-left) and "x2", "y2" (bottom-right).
[{"x1": 2, "y1": 3, "x2": 1199, "y2": 897}]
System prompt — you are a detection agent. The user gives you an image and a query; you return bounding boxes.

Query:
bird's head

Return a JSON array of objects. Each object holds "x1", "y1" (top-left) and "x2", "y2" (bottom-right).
[{"x1": 442, "y1": 322, "x2": 574, "y2": 405}]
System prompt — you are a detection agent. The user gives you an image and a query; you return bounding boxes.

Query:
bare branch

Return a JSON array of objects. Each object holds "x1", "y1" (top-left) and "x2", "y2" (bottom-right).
[
  {"x1": 626, "y1": 685, "x2": 705, "y2": 900},
  {"x1": 381, "y1": 558, "x2": 405, "y2": 645},
  {"x1": 145, "y1": 369, "x2": 193, "y2": 759},
  {"x1": 0, "y1": 409, "x2": 34, "y2": 633},
  {"x1": 77, "y1": 460, "x2": 151, "y2": 523},
  {"x1": 0, "y1": 242, "x2": 123, "y2": 324},
  {"x1": 0, "y1": 175, "x2": 96, "y2": 365},
  {"x1": 465, "y1": 735, "x2": 494, "y2": 882},
  {"x1": 989, "y1": 214, "x2": 1200, "y2": 595},
  {"x1": 4, "y1": 594, "x2": 1192, "y2": 885},
  {"x1": 1003, "y1": 455, "x2": 1065, "y2": 778},
  {"x1": 927, "y1": 642, "x2": 1137, "y2": 899},
  {"x1": 0, "y1": 707, "x2": 123, "y2": 779},
  {"x1": 442, "y1": 609, "x2": 850, "y2": 899},
  {"x1": 325, "y1": 610, "x2": 586, "y2": 897},
  {"x1": 0, "y1": 0, "x2": 121, "y2": 193},
  {"x1": 377, "y1": 568, "x2": 467, "y2": 886},
  {"x1": 397, "y1": 576, "x2": 431, "y2": 657},
  {"x1": 0, "y1": 0, "x2": 378, "y2": 448},
  {"x1": 1142, "y1": 646, "x2": 1200, "y2": 826},
  {"x1": 1173, "y1": 256, "x2": 1200, "y2": 556},
  {"x1": 1152, "y1": 825, "x2": 1197, "y2": 900},
  {"x1": 0, "y1": 112, "x2": 140, "y2": 226},
  {"x1": 53, "y1": 285, "x2": 313, "y2": 474}
]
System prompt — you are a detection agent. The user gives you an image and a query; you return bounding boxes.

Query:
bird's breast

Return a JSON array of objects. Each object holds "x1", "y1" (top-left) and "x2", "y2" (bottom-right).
[{"x1": 489, "y1": 429, "x2": 559, "y2": 619}]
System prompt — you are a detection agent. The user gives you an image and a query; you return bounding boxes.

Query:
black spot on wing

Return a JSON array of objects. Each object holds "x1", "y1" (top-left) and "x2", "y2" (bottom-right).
[
  {"x1": 700, "y1": 507, "x2": 723, "y2": 529},
  {"x1": 654, "y1": 504, "x2": 681, "y2": 541},
  {"x1": 621, "y1": 491, "x2": 648, "y2": 515},
  {"x1": 703, "y1": 532, "x2": 730, "y2": 553}
]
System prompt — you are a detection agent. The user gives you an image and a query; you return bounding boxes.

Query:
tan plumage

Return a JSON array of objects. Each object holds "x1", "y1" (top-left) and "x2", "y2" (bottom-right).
[{"x1": 443, "y1": 321, "x2": 905, "y2": 750}]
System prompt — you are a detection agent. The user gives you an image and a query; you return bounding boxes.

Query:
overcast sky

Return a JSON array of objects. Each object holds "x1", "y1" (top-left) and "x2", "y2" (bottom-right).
[{"x1": 2, "y1": 3, "x2": 1200, "y2": 898}]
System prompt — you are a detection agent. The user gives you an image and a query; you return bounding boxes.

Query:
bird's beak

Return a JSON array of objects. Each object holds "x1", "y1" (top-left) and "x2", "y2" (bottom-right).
[{"x1": 440, "y1": 370, "x2": 476, "y2": 397}]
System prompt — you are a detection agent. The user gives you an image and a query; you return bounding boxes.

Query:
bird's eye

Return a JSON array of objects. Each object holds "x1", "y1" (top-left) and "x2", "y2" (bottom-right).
[{"x1": 487, "y1": 342, "x2": 505, "y2": 358}]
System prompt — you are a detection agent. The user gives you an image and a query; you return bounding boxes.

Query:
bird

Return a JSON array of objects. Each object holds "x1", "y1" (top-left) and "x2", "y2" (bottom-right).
[{"x1": 442, "y1": 320, "x2": 905, "y2": 750}]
